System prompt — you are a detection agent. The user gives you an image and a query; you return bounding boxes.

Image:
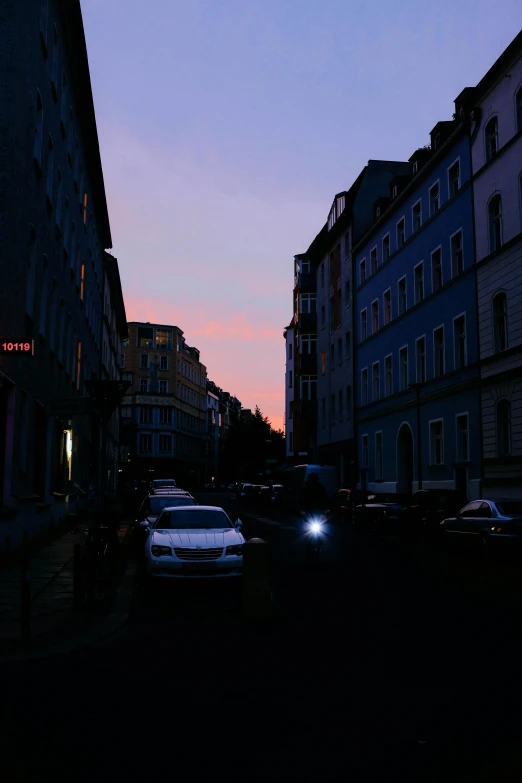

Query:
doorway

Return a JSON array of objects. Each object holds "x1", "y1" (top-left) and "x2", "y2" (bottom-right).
[{"x1": 396, "y1": 423, "x2": 414, "y2": 495}]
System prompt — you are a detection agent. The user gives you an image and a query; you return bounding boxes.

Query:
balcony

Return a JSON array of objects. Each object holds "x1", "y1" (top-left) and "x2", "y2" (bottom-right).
[
  {"x1": 294, "y1": 272, "x2": 316, "y2": 291},
  {"x1": 297, "y1": 312, "x2": 317, "y2": 332},
  {"x1": 299, "y1": 352, "x2": 318, "y2": 374},
  {"x1": 299, "y1": 398, "x2": 317, "y2": 420}
]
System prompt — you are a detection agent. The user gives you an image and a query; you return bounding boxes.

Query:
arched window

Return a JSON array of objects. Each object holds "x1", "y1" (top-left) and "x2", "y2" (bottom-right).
[
  {"x1": 488, "y1": 194, "x2": 503, "y2": 252},
  {"x1": 497, "y1": 399, "x2": 512, "y2": 456},
  {"x1": 516, "y1": 87, "x2": 522, "y2": 134},
  {"x1": 485, "y1": 117, "x2": 498, "y2": 161},
  {"x1": 493, "y1": 292, "x2": 508, "y2": 353}
]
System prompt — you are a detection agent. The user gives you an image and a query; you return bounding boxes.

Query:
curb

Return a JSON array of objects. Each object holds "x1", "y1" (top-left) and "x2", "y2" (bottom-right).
[{"x1": 0, "y1": 561, "x2": 137, "y2": 664}]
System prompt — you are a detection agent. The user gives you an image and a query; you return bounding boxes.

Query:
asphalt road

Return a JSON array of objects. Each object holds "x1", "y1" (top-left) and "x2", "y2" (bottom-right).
[{"x1": 2, "y1": 492, "x2": 522, "y2": 781}]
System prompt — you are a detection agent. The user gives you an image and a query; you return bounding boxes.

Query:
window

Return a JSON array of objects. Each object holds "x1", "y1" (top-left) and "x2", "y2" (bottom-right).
[
  {"x1": 301, "y1": 335, "x2": 317, "y2": 354},
  {"x1": 344, "y1": 279, "x2": 350, "y2": 306},
  {"x1": 430, "y1": 420, "x2": 444, "y2": 465},
  {"x1": 140, "y1": 406, "x2": 152, "y2": 424},
  {"x1": 493, "y1": 292, "x2": 508, "y2": 352},
  {"x1": 139, "y1": 434, "x2": 152, "y2": 453},
  {"x1": 371, "y1": 300, "x2": 379, "y2": 334},
  {"x1": 412, "y1": 201, "x2": 422, "y2": 232},
  {"x1": 337, "y1": 289, "x2": 342, "y2": 328},
  {"x1": 361, "y1": 368, "x2": 368, "y2": 405},
  {"x1": 414, "y1": 262, "x2": 424, "y2": 304},
  {"x1": 301, "y1": 375, "x2": 318, "y2": 400},
  {"x1": 372, "y1": 362, "x2": 380, "y2": 401},
  {"x1": 398, "y1": 276, "x2": 407, "y2": 315},
  {"x1": 138, "y1": 325, "x2": 153, "y2": 348},
  {"x1": 337, "y1": 338, "x2": 342, "y2": 365},
  {"x1": 376, "y1": 206, "x2": 381, "y2": 218},
  {"x1": 156, "y1": 328, "x2": 173, "y2": 350},
  {"x1": 46, "y1": 134, "x2": 54, "y2": 204},
  {"x1": 159, "y1": 380, "x2": 168, "y2": 394},
  {"x1": 321, "y1": 351, "x2": 326, "y2": 374},
  {"x1": 517, "y1": 87, "x2": 522, "y2": 133},
  {"x1": 321, "y1": 305, "x2": 325, "y2": 330},
  {"x1": 140, "y1": 379, "x2": 149, "y2": 393},
  {"x1": 34, "y1": 90, "x2": 44, "y2": 171},
  {"x1": 370, "y1": 247, "x2": 378, "y2": 274},
  {"x1": 159, "y1": 435, "x2": 172, "y2": 453},
  {"x1": 300, "y1": 293, "x2": 317, "y2": 313},
  {"x1": 330, "y1": 343, "x2": 335, "y2": 368},
  {"x1": 360, "y1": 258, "x2": 367, "y2": 285},
  {"x1": 346, "y1": 385, "x2": 352, "y2": 417},
  {"x1": 320, "y1": 263, "x2": 325, "y2": 287},
  {"x1": 448, "y1": 159, "x2": 460, "y2": 197},
  {"x1": 361, "y1": 309, "x2": 367, "y2": 341},
  {"x1": 120, "y1": 353, "x2": 125, "y2": 369},
  {"x1": 288, "y1": 370, "x2": 293, "y2": 388},
  {"x1": 338, "y1": 389, "x2": 343, "y2": 421},
  {"x1": 55, "y1": 168, "x2": 63, "y2": 232},
  {"x1": 488, "y1": 195, "x2": 502, "y2": 252},
  {"x1": 433, "y1": 326, "x2": 445, "y2": 377},
  {"x1": 497, "y1": 399, "x2": 512, "y2": 456},
  {"x1": 50, "y1": 23, "x2": 59, "y2": 96},
  {"x1": 76, "y1": 339, "x2": 82, "y2": 390},
  {"x1": 416, "y1": 336, "x2": 426, "y2": 382},
  {"x1": 345, "y1": 330, "x2": 351, "y2": 359},
  {"x1": 456, "y1": 414, "x2": 469, "y2": 461},
  {"x1": 382, "y1": 234, "x2": 390, "y2": 262},
  {"x1": 453, "y1": 315, "x2": 466, "y2": 369},
  {"x1": 413, "y1": 161, "x2": 418, "y2": 175},
  {"x1": 331, "y1": 393, "x2": 335, "y2": 423},
  {"x1": 450, "y1": 230, "x2": 463, "y2": 276},
  {"x1": 140, "y1": 354, "x2": 149, "y2": 369},
  {"x1": 361, "y1": 435, "x2": 369, "y2": 468},
  {"x1": 397, "y1": 217, "x2": 405, "y2": 249},
  {"x1": 485, "y1": 117, "x2": 498, "y2": 161},
  {"x1": 80, "y1": 261, "x2": 85, "y2": 301},
  {"x1": 429, "y1": 182, "x2": 440, "y2": 215},
  {"x1": 321, "y1": 398, "x2": 326, "y2": 427},
  {"x1": 392, "y1": 184, "x2": 398, "y2": 198},
  {"x1": 431, "y1": 248, "x2": 442, "y2": 292},
  {"x1": 399, "y1": 345, "x2": 410, "y2": 391},
  {"x1": 385, "y1": 355, "x2": 393, "y2": 396},
  {"x1": 383, "y1": 289, "x2": 391, "y2": 325},
  {"x1": 160, "y1": 355, "x2": 169, "y2": 370},
  {"x1": 375, "y1": 432, "x2": 383, "y2": 481}
]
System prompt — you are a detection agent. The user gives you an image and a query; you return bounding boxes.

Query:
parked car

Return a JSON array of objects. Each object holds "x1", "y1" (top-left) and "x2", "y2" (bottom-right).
[
  {"x1": 352, "y1": 493, "x2": 411, "y2": 536},
  {"x1": 132, "y1": 491, "x2": 196, "y2": 553},
  {"x1": 144, "y1": 506, "x2": 245, "y2": 580},
  {"x1": 150, "y1": 478, "x2": 177, "y2": 491},
  {"x1": 326, "y1": 489, "x2": 372, "y2": 524},
  {"x1": 397, "y1": 489, "x2": 468, "y2": 540},
  {"x1": 440, "y1": 498, "x2": 522, "y2": 558}
]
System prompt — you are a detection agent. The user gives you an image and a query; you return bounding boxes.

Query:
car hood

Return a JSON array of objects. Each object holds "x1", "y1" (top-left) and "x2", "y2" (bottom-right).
[{"x1": 151, "y1": 528, "x2": 245, "y2": 548}]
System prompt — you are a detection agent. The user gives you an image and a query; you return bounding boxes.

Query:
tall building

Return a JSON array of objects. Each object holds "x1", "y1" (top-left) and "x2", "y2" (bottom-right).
[
  {"x1": 310, "y1": 160, "x2": 412, "y2": 487},
  {"x1": 353, "y1": 108, "x2": 481, "y2": 498},
  {"x1": 0, "y1": 0, "x2": 115, "y2": 544},
  {"x1": 459, "y1": 30, "x2": 522, "y2": 498},
  {"x1": 283, "y1": 323, "x2": 295, "y2": 458},
  {"x1": 119, "y1": 322, "x2": 208, "y2": 489}
]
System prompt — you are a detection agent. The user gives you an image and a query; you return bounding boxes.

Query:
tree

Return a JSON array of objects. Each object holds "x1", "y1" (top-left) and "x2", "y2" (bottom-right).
[{"x1": 219, "y1": 405, "x2": 285, "y2": 481}]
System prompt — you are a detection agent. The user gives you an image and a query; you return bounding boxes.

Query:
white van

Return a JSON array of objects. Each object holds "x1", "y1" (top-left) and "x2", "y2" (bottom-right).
[{"x1": 282, "y1": 464, "x2": 339, "y2": 509}]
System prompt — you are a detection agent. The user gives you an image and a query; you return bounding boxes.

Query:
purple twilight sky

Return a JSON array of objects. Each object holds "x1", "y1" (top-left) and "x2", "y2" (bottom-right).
[{"x1": 81, "y1": 0, "x2": 522, "y2": 431}]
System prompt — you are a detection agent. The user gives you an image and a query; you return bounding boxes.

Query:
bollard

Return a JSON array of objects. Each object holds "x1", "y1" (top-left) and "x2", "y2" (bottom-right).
[
  {"x1": 20, "y1": 556, "x2": 31, "y2": 646},
  {"x1": 73, "y1": 543, "x2": 83, "y2": 610},
  {"x1": 241, "y1": 537, "x2": 273, "y2": 621}
]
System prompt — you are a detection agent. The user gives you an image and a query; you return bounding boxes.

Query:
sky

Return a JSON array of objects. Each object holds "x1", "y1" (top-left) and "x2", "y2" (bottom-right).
[{"x1": 81, "y1": 0, "x2": 522, "y2": 432}]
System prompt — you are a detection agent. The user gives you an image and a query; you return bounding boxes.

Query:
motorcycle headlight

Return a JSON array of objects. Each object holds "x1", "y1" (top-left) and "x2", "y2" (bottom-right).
[
  {"x1": 226, "y1": 544, "x2": 243, "y2": 556},
  {"x1": 151, "y1": 545, "x2": 171, "y2": 557},
  {"x1": 309, "y1": 521, "x2": 322, "y2": 534}
]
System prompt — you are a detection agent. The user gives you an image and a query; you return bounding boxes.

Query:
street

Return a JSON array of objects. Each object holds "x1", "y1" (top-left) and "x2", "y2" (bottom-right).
[{"x1": 2, "y1": 492, "x2": 522, "y2": 781}]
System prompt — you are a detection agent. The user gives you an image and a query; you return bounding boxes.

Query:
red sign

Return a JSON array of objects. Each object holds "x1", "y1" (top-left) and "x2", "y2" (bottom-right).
[{"x1": 0, "y1": 339, "x2": 34, "y2": 355}]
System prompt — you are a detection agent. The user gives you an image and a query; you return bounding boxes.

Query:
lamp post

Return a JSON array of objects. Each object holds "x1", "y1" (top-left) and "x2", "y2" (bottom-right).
[{"x1": 408, "y1": 382, "x2": 423, "y2": 491}]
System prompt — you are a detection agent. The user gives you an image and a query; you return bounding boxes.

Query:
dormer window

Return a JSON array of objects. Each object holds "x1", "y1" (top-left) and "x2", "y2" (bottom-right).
[
  {"x1": 392, "y1": 185, "x2": 398, "y2": 198},
  {"x1": 413, "y1": 161, "x2": 418, "y2": 174},
  {"x1": 376, "y1": 206, "x2": 381, "y2": 218},
  {"x1": 337, "y1": 196, "x2": 345, "y2": 215}
]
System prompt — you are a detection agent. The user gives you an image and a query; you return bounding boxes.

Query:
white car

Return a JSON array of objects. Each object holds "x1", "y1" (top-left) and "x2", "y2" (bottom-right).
[{"x1": 145, "y1": 505, "x2": 245, "y2": 580}]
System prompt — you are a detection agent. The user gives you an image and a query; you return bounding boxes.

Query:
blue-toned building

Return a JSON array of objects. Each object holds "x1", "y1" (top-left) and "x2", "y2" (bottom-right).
[{"x1": 353, "y1": 99, "x2": 481, "y2": 500}]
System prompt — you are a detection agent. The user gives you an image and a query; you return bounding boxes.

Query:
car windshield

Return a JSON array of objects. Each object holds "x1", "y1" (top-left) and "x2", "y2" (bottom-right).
[
  {"x1": 149, "y1": 496, "x2": 193, "y2": 514},
  {"x1": 496, "y1": 501, "x2": 522, "y2": 516},
  {"x1": 156, "y1": 509, "x2": 232, "y2": 529}
]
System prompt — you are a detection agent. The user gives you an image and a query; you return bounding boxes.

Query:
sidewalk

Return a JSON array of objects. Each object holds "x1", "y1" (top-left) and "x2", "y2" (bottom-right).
[{"x1": 0, "y1": 519, "x2": 135, "y2": 662}]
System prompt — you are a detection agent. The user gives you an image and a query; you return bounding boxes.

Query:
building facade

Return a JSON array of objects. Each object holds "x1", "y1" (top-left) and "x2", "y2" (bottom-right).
[
  {"x1": 353, "y1": 114, "x2": 481, "y2": 499},
  {"x1": 206, "y1": 386, "x2": 220, "y2": 484},
  {"x1": 119, "y1": 322, "x2": 208, "y2": 489},
  {"x1": 283, "y1": 323, "x2": 295, "y2": 458},
  {"x1": 0, "y1": 0, "x2": 113, "y2": 545},
  {"x1": 462, "y1": 31, "x2": 522, "y2": 498},
  {"x1": 311, "y1": 160, "x2": 412, "y2": 487}
]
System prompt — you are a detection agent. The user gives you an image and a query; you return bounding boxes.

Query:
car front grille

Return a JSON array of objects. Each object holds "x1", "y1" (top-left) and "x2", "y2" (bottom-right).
[{"x1": 174, "y1": 547, "x2": 223, "y2": 561}]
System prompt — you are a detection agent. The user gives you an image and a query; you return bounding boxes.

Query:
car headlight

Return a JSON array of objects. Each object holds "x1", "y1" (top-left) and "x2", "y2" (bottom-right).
[
  {"x1": 151, "y1": 545, "x2": 171, "y2": 557},
  {"x1": 226, "y1": 544, "x2": 243, "y2": 556},
  {"x1": 309, "y1": 521, "x2": 322, "y2": 534}
]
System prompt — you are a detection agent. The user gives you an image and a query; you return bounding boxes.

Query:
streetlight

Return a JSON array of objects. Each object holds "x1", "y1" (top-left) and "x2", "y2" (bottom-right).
[{"x1": 408, "y1": 382, "x2": 423, "y2": 491}]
